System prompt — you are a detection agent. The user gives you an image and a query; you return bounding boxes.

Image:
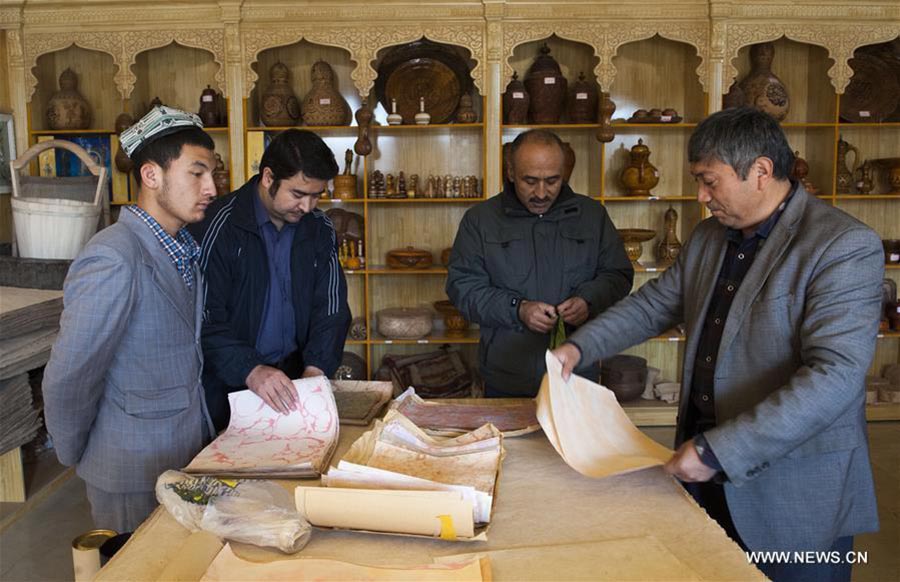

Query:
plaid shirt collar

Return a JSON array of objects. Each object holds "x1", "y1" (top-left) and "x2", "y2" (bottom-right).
[{"x1": 126, "y1": 205, "x2": 200, "y2": 289}]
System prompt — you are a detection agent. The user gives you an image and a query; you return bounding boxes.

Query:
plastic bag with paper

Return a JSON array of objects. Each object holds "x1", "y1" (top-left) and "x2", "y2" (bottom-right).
[{"x1": 155, "y1": 470, "x2": 311, "y2": 553}]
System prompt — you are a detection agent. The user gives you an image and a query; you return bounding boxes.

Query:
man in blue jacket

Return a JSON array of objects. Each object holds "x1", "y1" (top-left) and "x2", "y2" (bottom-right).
[{"x1": 190, "y1": 130, "x2": 350, "y2": 431}]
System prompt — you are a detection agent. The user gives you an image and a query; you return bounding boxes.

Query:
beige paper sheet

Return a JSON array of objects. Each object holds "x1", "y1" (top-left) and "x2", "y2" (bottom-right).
[
  {"x1": 200, "y1": 544, "x2": 488, "y2": 582},
  {"x1": 154, "y1": 531, "x2": 224, "y2": 582},
  {"x1": 436, "y1": 536, "x2": 700, "y2": 581},
  {"x1": 536, "y1": 351, "x2": 673, "y2": 478},
  {"x1": 294, "y1": 486, "x2": 476, "y2": 539}
]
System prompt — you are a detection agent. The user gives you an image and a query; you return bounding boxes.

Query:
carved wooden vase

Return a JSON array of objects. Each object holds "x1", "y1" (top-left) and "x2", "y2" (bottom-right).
[
  {"x1": 621, "y1": 139, "x2": 659, "y2": 196},
  {"x1": 524, "y1": 44, "x2": 567, "y2": 124},
  {"x1": 455, "y1": 93, "x2": 478, "y2": 123},
  {"x1": 738, "y1": 42, "x2": 790, "y2": 121},
  {"x1": 198, "y1": 85, "x2": 220, "y2": 127},
  {"x1": 656, "y1": 206, "x2": 682, "y2": 267},
  {"x1": 302, "y1": 60, "x2": 352, "y2": 126},
  {"x1": 47, "y1": 68, "x2": 92, "y2": 130},
  {"x1": 791, "y1": 151, "x2": 819, "y2": 195},
  {"x1": 354, "y1": 98, "x2": 373, "y2": 156},
  {"x1": 503, "y1": 71, "x2": 530, "y2": 124},
  {"x1": 836, "y1": 136, "x2": 860, "y2": 194},
  {"x1": 567, "y1": 72, "x2": 598, "y2": 124},
  {"x1": 213, "y1": 153, "x2": 229, "y2": 196},
  {"x1": 260, "y1": 61, "x2": 301, "y2": 126},
  {"x1": 596, "y1": 92, "x2": 616, "y2": 143}
]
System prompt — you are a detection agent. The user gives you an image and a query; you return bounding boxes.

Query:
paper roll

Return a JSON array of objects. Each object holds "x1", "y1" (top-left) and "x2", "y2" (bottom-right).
[
  {"x1": 72, "y1": 547, "x2": 101, "y2": 582},
  {"x1": 295, "y1": 487, "x2": 474, "y2": 539}
]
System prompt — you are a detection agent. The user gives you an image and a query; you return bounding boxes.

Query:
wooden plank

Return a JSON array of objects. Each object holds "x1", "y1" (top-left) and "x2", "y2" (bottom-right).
[
  {"x1": 0, "y1": 447, "x2": 25, "y2": 503},
  {"x1": 867, "y1": 403, "x2": 900, "y2": 422}
]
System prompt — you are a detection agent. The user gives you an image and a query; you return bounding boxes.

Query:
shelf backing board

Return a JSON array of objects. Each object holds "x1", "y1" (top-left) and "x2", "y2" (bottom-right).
[
  {"x1": 610, "y1": 35, "x2": 705, "y2": 123},
  {"x1": 782, "y1": 126, "x2": 835, "y2": 196},
  {"x1": 31, "y1": 46, "x2": 119, "y2": 132},
  {"x1": 729, "y1": 38, "x2": 836, "y2": 124},
  {"x1": 130, "y1": 41, "x2": 222, "y2": 122},
  {"x1": 248, "y1": 40, "x2": 359, "y2": 128},
  {"x1": 367, "y1": 203, "x2": 469, "y2": 263},
  {"x1": 368, "y1": 128, "x2": 484, "y2": 184},
  {"x1": 606, "y1": 199, "x2": 703, "y2": 262},
  {"x1": 618, "y1": 341, "x2": 685, "y2": 389},
  {"x1": 368, "y1": 270, "x2": 456, "y2": 321},
  {"x1": 871, "y1": 336, "x2": 900, "y2": 378}
]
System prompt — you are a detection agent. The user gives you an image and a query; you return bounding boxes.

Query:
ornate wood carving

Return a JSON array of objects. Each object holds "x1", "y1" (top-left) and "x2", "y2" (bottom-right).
[
  {"x1": 23, "y1": 32, "x2": 126, "y2": 101},
  {"x1": 502, "y1": 22, "x2": 710, "y2": 92},
  {"x1": 121, "y1": 30, "x2": 227, "y2": 97},
  {"x1": 724, "y1": 23, "x2": 900, "y2": 94},
  {"x1": 242, "y1": 24, "x2": 485, "y2": 98}
]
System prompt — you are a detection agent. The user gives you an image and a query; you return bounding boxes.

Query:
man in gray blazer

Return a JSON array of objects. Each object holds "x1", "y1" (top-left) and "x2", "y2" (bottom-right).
[
  {"x1": 552, "y1": 107, "x2": 881, "y2": 582},
  {"x1": 43, "y1": 107, "x2": 218, "y2": 533}
]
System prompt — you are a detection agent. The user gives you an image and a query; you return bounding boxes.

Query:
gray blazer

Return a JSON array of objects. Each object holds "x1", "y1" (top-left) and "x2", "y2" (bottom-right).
[
  {"x1": 570, "y1": 185, "x2": 882, "y2": 551},
  {"x1": 43, "y1": 210, "x2": 213, "y2": 493}
]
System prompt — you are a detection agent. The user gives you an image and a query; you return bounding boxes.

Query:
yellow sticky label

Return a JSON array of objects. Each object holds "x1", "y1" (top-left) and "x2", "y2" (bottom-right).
[
  {"x1": 219, "y1": 479, "x2": 238, "y2": 488},
  {"x1": 437, "y1": 514, "x2": 457, "y2": 540}
]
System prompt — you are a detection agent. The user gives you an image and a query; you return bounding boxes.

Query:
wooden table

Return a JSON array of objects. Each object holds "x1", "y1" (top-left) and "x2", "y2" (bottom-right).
[{"x1": 96, "y1": 422, "x2": 764, "y2": 581}]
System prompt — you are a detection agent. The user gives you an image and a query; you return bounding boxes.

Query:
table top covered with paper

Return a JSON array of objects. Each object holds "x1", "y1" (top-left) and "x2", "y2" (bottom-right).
[{"x1": 97, "y1": 361, "x2": 764, "y2": 581}]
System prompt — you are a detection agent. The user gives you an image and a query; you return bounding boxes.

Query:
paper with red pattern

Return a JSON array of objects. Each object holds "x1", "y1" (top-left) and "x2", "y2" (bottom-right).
[{"x1": 184, "y1": 376, "x2": 339, "y2": 478}]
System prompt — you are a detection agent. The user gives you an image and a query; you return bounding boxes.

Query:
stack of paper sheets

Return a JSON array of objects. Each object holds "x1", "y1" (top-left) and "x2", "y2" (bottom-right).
[
  {"x1": 0, "y1": 287, "x2": 62, "y2": 380},
  {"x1": 298, "y1": 410, "x2": 503, "y2": 541},
  {"x1": 185, "y1": 376, "x2": 339, "y2": 478},
  {"x1": 331, "y1": 380, "x2": 394, "y2": 426},
  {"x1": 0, "y1": 374, "x2": 42, "y2": 455},
  {"x1": 390, "y1": 387, "x2": 540, "y2": 436}
]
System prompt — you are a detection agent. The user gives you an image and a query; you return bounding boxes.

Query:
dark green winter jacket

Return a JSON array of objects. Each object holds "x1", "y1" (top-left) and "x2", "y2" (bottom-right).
[{"x1": 446, "y1": 182, "x2": 634, "y2": 396}]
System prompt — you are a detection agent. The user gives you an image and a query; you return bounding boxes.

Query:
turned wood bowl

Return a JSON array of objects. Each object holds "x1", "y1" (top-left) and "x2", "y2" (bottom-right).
[
  {"x1": 617, "y1": 229, "x2": 656, "y2": 264},
  {"x1": 386, "y1": 247, "x2": 433, "y2": 269},
  {"x1": 434, "y1": 300, "x2": 470, "y2": 337},
  {"x1": 376, "y1": 307, "x2": 433, "y2": 339}
]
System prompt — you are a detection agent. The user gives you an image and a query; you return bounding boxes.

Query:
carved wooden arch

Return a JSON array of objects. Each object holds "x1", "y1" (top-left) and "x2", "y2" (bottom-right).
[
  {"x1": 23, "y1": 32, "x2": 126, "y2": 101},
  {"x1": 502, "y1": 22, "x2": 709, "y2": 92},
  {"x1": 242, "y1": 24, "x2": 485, "y2": 98},
  {"x1": 724, "y1": 24, "x2": 900, "y2": 95},
  {"x1": 242, "y1": 28, "x2": 362, "y2": 98},
  {"x1": 120, "y1": 30, "x2": 227, "y2": 99}
]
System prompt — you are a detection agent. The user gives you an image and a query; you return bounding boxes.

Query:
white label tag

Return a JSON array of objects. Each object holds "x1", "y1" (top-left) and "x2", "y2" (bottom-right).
[
  {"x1": 544, "y1": 77, "x2": 556, "y2": 85},
  {"x1": 859, "y1": 110, "x2": 871, "y2": 118},
  {"x1": 512, "y1": 92, "x2": 525, "y2": 99},
  {"x1": 660, "y1": 115, "x2": 672, "y2": 122},
  {"x1": 576, "y1": 92, "x2": 588, "y2": 100},
  {"x1": 384, "y1": 340, "x2": 393, "y2": 345},
  {"x1": 319, "y1": 98, "x2": 331, "y2": 105},
  {"x1": 891, "y1": 253, "x2": 899, "y2": 262},
  {"x1": 202, "y1": 95, "x2": 214, "y2": 102},
  {"x1": 417, "y1": 339, "x2": 429, "y2": 344}
]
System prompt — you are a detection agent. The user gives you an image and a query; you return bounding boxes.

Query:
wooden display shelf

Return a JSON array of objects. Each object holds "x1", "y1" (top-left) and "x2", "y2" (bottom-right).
[
  {"x1": 245, "y1": 125, "x2": 357, "y2": 133},
  {"x1": 374, "y1": 123, "x2": 484, "y2": 131},
  {"x1": 29, "y1": 128, "x2": 113, "y2": 135},
  {"x1": 365, "y1": 197, "x2": 485, "y2": 204},
  {"x1": 366, "y1": 265, "x2": 448, "y2": 275},
  {"x1": 834, "y1": 194, "x2": 900, "y2": 201},
  {"x1": 836, "y1": 122, "x2": 900, "y2": 128},
  {"x1": 877, "y1": 331, "x2": 900, "y2": 340},
  {"x1": 341, "y1": 269, "x2": 366, "y2": 276},
  {"x1": 780, "y1": 122, "x2": 836, "y2": 128},
  {"x1": 502, "y1": 123, "x2": 598, "y2": 130},
  {"x1": 885, "y1": 264, "x2": 900, "y2": 270},
  {"x1": 650, "y1": 330, "x2": 686, "y2": 342},
  {"x1": 598, "y1": 195, "x2": 697, "y2": 202},
  {"x1": 202, "y1": 126, "x2": 230, "y2": 133},
  {"x1": 633, "y1": 262, "x2": 671, "y2": 273},
  {"x1": 622, "y1": 402, "x2": 900, "y2": 427},
  {"x1": 369, "y1": 330, "x2": 480, "y2": 344},
  {"x1": 319, "y1": 198, "x2": 365, "y2": 204},
  {"x1": 611, "y1": 122, "x2": 698, "y2": 128}
]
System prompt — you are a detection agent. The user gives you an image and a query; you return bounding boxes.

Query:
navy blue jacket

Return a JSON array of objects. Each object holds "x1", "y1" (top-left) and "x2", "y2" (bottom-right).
[{"x1": 189, "y1": 176, "x2": 350, "y2": 429}]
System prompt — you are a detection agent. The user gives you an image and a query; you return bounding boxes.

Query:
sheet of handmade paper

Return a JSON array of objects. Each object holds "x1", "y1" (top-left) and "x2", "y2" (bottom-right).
[
  {"x1": 201, "y1": 544, "x2": 487, "y2": 582},
  {"x1": 185, "y1": 376, "x2": 338, "y2": 474},
  {"x1": 536, "y1": 351, "x2": 673, "y2": 478}
]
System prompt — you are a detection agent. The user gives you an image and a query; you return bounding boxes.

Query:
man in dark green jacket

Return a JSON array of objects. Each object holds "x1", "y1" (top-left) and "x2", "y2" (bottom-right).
[{"x1": 447, "y1": 129, "x2": 633, "y2": 396}]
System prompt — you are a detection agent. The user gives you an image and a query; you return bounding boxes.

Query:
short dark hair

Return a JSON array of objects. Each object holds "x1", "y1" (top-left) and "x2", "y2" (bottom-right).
[
  {"x1": 688, "y1": 107, "x2": 794, "y2": 180},
  {"x1": 131, "y1": 127, "x2": 215, "y2": 186},
  {"x1": 508, "y1": 129, "x2": 565, "y2": 164},
  {"x1": 259, "y1": 129, "x2": 339, "y2": 195}
]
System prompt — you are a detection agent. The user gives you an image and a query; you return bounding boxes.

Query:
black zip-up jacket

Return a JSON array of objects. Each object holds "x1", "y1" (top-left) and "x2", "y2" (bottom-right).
[
  {"x1": 446, "y1": 182, "x2": 633, "y2": 395},
  {"x1": 188, "y1": 176, "x2": 350, "y2": 429}
]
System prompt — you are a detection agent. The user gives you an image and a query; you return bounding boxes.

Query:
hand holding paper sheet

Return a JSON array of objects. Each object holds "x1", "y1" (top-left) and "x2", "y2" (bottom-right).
[{"x1": 536, "y1": 351, "x2": 673, "y2": 478}]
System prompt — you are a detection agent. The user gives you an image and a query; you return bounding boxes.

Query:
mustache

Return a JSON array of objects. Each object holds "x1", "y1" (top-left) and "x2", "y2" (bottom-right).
[{"x1": 529, "y1": 197, "x2": 551, "y2": 205}]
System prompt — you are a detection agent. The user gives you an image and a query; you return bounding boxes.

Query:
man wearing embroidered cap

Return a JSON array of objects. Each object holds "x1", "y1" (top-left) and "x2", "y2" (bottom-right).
[{"x1": 43, "y1": 106, "x2": 218, "y2": 532}]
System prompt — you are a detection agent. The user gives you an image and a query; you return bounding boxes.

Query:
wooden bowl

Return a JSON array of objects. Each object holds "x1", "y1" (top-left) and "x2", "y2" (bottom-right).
[
  {"x1": 386, "y1": 247, "x2": 433, "y2": 269},
  {"x1": 617, "y1": 229, "x2": 656, "y2": 264},
  {"x1": 433, "y1": 300, "x2": 469, "y2": 337},
  {"x1": 376, "y1": 307, "x2": 433, "y2": 339}
]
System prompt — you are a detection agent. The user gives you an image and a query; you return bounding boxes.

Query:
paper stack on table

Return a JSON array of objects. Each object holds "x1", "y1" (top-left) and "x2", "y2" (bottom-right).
[
  {"x1": 331, "y1": 380, "x2": 394, "y2": 426},
  {"x1": 296, "y1": 409, "x2": 503, "y2": 541},
  {"x1": 184, "y1": 376, "x2": 339, "y2": 478}
]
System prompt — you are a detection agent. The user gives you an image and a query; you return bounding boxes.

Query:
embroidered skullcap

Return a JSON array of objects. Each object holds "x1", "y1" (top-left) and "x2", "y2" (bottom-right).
[{"x1": 120, "y1": 106, "x2": 204, "y2": 158}]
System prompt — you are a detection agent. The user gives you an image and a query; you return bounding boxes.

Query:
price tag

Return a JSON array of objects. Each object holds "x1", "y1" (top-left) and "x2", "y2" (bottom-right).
[
  {"x1": 891, "y1": 253, "x2": 900, "y2": 262},
  {"x1": 512, "y1": 92, "x2": 525, "y2": 99},
  {"x1": 417, "y1": 339, "x2": 429, "y2": 344},
  {"x1": 544, "y1": 77, "x2": 556, "y2": 85},
  {"x1": 576, "y1": 92, "x2": 588, "y2": 100},
  {"x1": 201, "y1": 95, "x2": 214, "y2": 102},
  {"x1": 319, "y1": 98, "x2": 331, "y2": 105},
  {"x1": 660, "y1": 115, "x2": 672, "y2": 122},
  {"x1": 668, "y1": 336, "x2": 680, "y2": 342},
  {"x1": 384, "y1": 340, "x2": 393, "y2": 345},
  {"x1": 649, "y1": 196, "x2": 660, "y2": 200},
  {"x1": 859, "y1": 110, "x2": 871, "y2": 118},
  {"x1": 646, "y1": 267, "x2": 658, "y2": 273}
]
